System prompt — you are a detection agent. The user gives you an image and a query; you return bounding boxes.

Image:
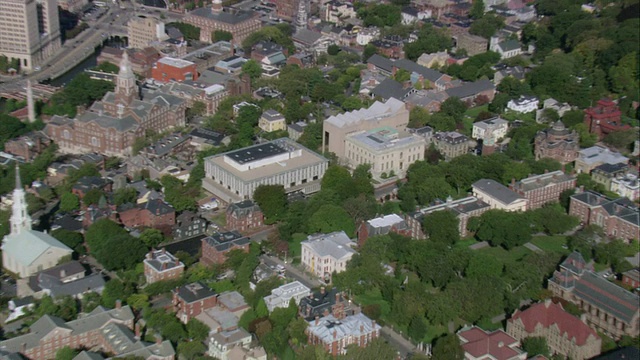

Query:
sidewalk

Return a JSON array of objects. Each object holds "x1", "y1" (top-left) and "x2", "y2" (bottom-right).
[{"x1": 381, "y1": 325, "x2": 417, "y2": 356}]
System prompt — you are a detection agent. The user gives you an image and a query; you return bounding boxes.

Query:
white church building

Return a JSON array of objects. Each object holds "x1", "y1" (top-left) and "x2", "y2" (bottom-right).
[{"x1": 2, "y1": 165, "x2": 73, "y2": 277}]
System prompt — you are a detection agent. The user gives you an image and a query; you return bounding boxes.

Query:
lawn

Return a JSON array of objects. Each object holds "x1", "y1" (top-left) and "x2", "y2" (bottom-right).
[
  {"x1": 288, "y1": 233, "x2": 307, "y2": 259},
  {"x1": 455, "y1": 237, "x2": 479, "y2": 249},
  {"x1": 465, "y1": 104, "x2": 489, "y2": 118},
  {"x1": 355, "y1": 288, "x2": 392, "y2": 318},
  {"x1": 477, "y1": 244, "x2": 533, "y2": 264},
  {"x1": 530, "y1": 235, "x2": 570, "y2": 254},
  {"x1": 210, "y1": 212, "x2": 226, "y2": 227}
]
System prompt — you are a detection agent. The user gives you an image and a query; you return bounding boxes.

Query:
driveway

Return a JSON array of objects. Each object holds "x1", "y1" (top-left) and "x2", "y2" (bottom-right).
[{"x1": 259, "y1": 255, "x2": 321, "y2": 289}]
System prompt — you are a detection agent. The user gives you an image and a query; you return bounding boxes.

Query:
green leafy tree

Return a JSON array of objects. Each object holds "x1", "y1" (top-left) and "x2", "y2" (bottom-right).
[
  {"x1": 476, "y1": 210, "x2": 531, "y2": 249},
  {"x1": 470, "y1": 0, "x2": 485, "y2": 19},
  {"x1": 469, "y1": 14, "x2": 505, "y2": 39},
  {"x1": 166, "y1": 22, "x2": 200, "y2": 41},
  {"x1": 86, "y1": 219, "x2": 148, "y2": 271},
  {"x1": 362, "y1": 44, "x2": 378, "y2": 62},
  {"x1": 241, "y1": 59, "x2": 263, "y2": 82},
  {"x1": 51, "y1": 229, "x2": 85, "y2": 254},
  {"x1": 113, "y1": 187, "x2": 138, "y2": 206},
  {"x1": 82, "y1": 188, "x2": 104, "y2": 207},
  {"x1": 177, "y1": 341, "x2": 207, "y2": 360},
  {"x1": 127, "y1": 293, "x2": 150, "y2": 311},
  {"x1": 253, "y1": 185, "x2": 287, "y2": 224},
  {"x1": 308, "y1": 204, "x2": 356, "y2": 237},
  {"x1": 212, "y1": 30, "x2": 233, "y2": 42},
  {"x1": 522, "y1": 337, "x2": 550, "y2": 357},
  {"x1": 187, "y1": 318, "x2": 210, "y2": 342},
  {"x1": 408, "y1": 316, "x2": 428, "y2": 342},
  {"x1": 139, "y1": 228, "x2": 164, "y2": 248},
  {"x1": 327, "y1": 44, "x2": 341, "y2": 56},
  {"x1": 101, "y1": 279, "x2": 132, "y2": 308},
  {"x1": 466, "y1": 252, "x2": 503, "y2": 278},
  {"x1": 432, "y1": 333, "x2": 464, "y2": 360},
  {"x1": 338, "y1": 338, "x2": 398, "y2": 359},
  {"x1": 422, "y1": 210, "x2": 460, "y2": 244},
  {"x1": 59, "y1": 192, "x2": 80, "y2": 212},
  {"x1": 55, "y1": 346, "x2": 79, "y2": 360}
]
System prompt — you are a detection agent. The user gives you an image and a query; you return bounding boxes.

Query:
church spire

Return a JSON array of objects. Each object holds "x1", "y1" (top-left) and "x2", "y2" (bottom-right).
[
  {"x1": 115, "y1": 51, "x2": 137, "y2": 107},
  {"x1": 10, "y1": 163, "x2": 32, "y2": 235},
  {"x1": 294, "y1": 0, "x2": 308, "y2": 33}
]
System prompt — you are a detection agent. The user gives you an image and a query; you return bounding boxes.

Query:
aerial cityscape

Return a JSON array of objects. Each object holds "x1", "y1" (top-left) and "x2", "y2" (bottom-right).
[{"x1": 0, "y1": 0, "x2": 638, "y2": 359}]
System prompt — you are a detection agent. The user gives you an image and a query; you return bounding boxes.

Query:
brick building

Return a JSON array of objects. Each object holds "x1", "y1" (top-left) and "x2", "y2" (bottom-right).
[
  {"x1": 357, "y1": 214, "x2": 411, "y2": 247},
  {"x1": 173, "y1": 282, "x2": 218, "y2": 323},
  {"x1": 117, "y1": 199, "x2": 176, "y2": 234},
  {"x1": 622, "y1": 269, "x2": 640, "y2": 289},
  {"x1": 201, "y1": 231, "x2": 251, "y2": 266},
  {"x1": 534, "y1": 120, "x2": 580, "y2": 164},
  {"x1": 151, "y1": 57, "x2": 199, "y2": 83},
  {"x1": 71, "y1": 176, "x2": 112, "y2": 200},
  {"x1": 406, "y1": 196, "x2": 491, "y2": 239},
  {"x1": 298, "y1": 287, "x2": 359, "y2": 321},
  {"x1": 507, "y1": 300, "x2": 601, "y2": 360},
  {"x1": 275, "y1": 0, "x2": 298, "y2": 21},
  {"x1": 225, "y1": 200, "x2": 264, "y2": 232},
  {"x1": 584, "y1": 98, "x2": 630, "y2": 140},
  {"x1": 3, "y1": 132, "x2": 51, "y2": 162},
  {"x1": 458, "y1": 326, "x2": 527, "y2": 360},
  {"x1": 473, "y1": 179, "x2": 528, "y2": 212},
  {"x1": 143, "y1": 248, "x2": 185, "y2": 284},
  {"x1": 509, "y1": 171, "x2": 577, "y2": 210},
  {"x1": 306, "y1": 313, "x2": 381, "y2": 356},
  {"x1": 98, "y1": 47, "x2": 162, "y2": 78},
  {"x1": 569, "y1": 191, "x2": 639, "y2": 242},
  {"x1": 547, "y1": 252, "x2": 640, "y2": 340},
  {"x1": 433, "y1": 131, "x2": 470, "y2": 161},
  {"x1": 0, "y1": 304, "x2": 161, "y2": 360},
  {"x1": 46, "y1": 53, "x2": 186, "y2": 156},
  {"x1": 184, "y1": 0, "x2": 261, "y2": 43}
]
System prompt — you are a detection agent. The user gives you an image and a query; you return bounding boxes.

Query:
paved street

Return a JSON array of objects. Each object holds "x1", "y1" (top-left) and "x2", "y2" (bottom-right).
[
  {"x1": 260, "y1": 254, "x2": 321, "y2": 289},
  {"x1": 381, "y1": 326, "x2": 418, "y2": 358}
]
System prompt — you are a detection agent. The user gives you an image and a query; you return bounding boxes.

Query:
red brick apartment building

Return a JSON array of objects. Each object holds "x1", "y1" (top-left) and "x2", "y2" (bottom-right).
[
  {"x1": 306, "y1": 313, "x2": 381, "y2": 356},
  {"x1": 509, "y1": 170, "x2": 577, "y2": 210},
  {"x1": 173, "y1": 282, "x2": 218, "y2": 323},
  {"x1": 569, "y1": 191, "x2": 640, "y2": 242},
  {"x1": 184, "y1": 1, "x2": 262, "y2": 43},
  {"x1": 584, "y1": 98, "x2": 630, "y2": 140},
  {"x1": 118, "y1": 199, "x2": 176, "y2": 233},
  {"x1": 151, "y1": 57, "x2": 199, "y2": 83},
  {"x1": 622, "y1": 269, "x2": 640, "y2": 289},
  {"x1": 201, "y1": 231, "x2": 251, "y2": 266},
  {"x1": 144, "y1": 248, "x2": 185, "y2": 284},
  {"x1": 225, "y1": 200, "x2": 264, "y2": 233}
]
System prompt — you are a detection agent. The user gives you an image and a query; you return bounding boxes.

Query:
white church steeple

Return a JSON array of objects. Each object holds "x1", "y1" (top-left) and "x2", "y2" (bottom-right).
[{"x1": 10, "y1": 164, "x2": 32, "y2": 235}]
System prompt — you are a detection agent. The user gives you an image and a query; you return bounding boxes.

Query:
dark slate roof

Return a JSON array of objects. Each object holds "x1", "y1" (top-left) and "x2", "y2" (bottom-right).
[
  {"x1": 166, "y1": 27, "x2": 184, "y2": 40},
  {"x1": 394, "y1": 59, "x2": 444, "y2": 82},
  {"x1": 559, "y1": 251, "x2": 589, "y2": 276},
  {"x1": 593, "y1": 347, "x2": 640, "y2": 360},
  {"x1": 473, "y1": 179, "x2": 524, "y2": 205},
  {"x1": 498, "y1": 39, "x2": 521, "y2": 52},
  {"x1": 293, "y1": 29, "x2": 322, "y2": 46},
  {"x1": 190, "y1": 128, "x2": 225, "y2": 145},
  {"x1": 570, "y1": 191, "x2": 639, "y2": 227},
  {"x1": 574, "y1": 271, "x2": 639, "y2": 323},
  {"x1": 52, "y1": 214, "x2": 83, "y2": 232},
  {"x1": 227, "y1": 200, "x2": 261, "y2": 217},
  {"x1": 401, "y1": 6, "x2": 419, "y2": 16},
  {"x1": 189, "y1": 7, "x2": 257, "y2": 24},
  {"x1": 299, "y1": 288, "x2": 340, "y2": 321},
  {"x1": 140, "y1": 199, "x2": 175, "y2": 216},
  {"x1": 173, "y1": 282, "x2": 216, "y2": 303},
  {"x1": 445, "y1": 79, "x2": 495, "y2": 99},
  {"x1": 203, "y1": 231, "x2": 250, "y2": 251},
  {"x1": 371, "y1": 78, "x2": 411, "y2": 100},
  {"x1": 593, "y1": 162, "x2": 629, "y2": 175},
  {"x1": 367, "y1": 54, "x2": 394, "y2": 73}
]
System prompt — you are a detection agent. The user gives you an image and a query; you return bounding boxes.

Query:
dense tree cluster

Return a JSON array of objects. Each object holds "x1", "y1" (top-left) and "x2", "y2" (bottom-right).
[
  {"x1": 85, "y1": 219, "x2": 147, "y2": 271},
  {"x1": 42, "y1": 73, "x2": 114, "y2": 118}
]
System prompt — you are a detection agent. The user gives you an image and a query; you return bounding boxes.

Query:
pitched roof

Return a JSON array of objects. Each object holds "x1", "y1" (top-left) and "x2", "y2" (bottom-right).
[
  {"x1": 458, "y1": 326, "x2": 524, "y2": 360},
  {"x1": 473, "y1": 179, "x2": 524, "y2": 205},
  {"x1": 306, "y1": 313, "x2": 380, "y2": 343},
  {"x1": 445, "y1": 79, "x2": 495, "y2": 99},
  {"x1": 509, "y1": 301, "x2": 599, "y2": 346},
  {"x1": 371, "y1": 78, "x2": 411, "y2": 100},
  {"x1": 173, "y1": 282, "x2": 217, "y2": 303},
  {"x1": 573, "y1": 271, "x2": 640, "y2": 323},
  {"x1": 188, "y1": 7, "x2": 257, "y2": 24},
  {"x1": 1, "y1": 230, "x2": 73, "y2": 267},
  {"x1": 301, "y1": 231, "x2": 356, "y2": 260}
]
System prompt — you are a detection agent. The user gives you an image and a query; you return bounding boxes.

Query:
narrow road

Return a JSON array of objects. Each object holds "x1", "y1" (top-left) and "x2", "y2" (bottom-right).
[
  {"x1": 259, "y1": 254, "x2": 321, "y2": 289},
  {"x1": 380, "y1": 326, "x2": 418, "y2": 358}
]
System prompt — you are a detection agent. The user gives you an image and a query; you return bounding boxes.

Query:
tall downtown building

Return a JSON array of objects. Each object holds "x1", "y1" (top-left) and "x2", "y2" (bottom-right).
[{"x1": 0, "y1": 0, "x2": 61, "y2": 71}]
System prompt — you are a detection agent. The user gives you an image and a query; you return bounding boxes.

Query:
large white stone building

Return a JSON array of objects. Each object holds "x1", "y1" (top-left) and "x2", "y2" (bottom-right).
[
  {"x1": 471, "y1": 117, "x2": 509, "y2": 146},
  {"x1": 345, "y1": 127, "x2": 425, "y2": 180},
  {"x1": 323, "y1": 98, "x2": 409, "y2": 160},
  {"x1": 0, "y1": 0, "x2": 61, "y2": 71},
  {"x1": 263, "y1": 281, "x2": 311, "y2": 313},
  {"x1": 301, "y1": 231, "x2": 356, "y2": 283},
  {"x1": 2, "y1": 166, "x2": 72, "y2": 277},
  {"x1": 203, "y1": 138, "x2": 329, "y2": 203}
]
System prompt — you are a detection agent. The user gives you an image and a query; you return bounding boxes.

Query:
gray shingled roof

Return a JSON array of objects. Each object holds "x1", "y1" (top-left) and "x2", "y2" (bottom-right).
[
  {"x1": 189, "y1": 7, "x2": 256, "y2": 24},
  {"x1": 445, "y1": 79, "x2": 495, "y2": 99},
  {"x1": 574, "y1": 271, "x2": 639, "y2": 323},
  {"x1": 473, "y1": 179, "x2": 524, "y2": 205},
  {"x1": 174, "y1": 282, "x2": 217, "y2": 303},
  {"x1": 371, "y1": 78, "x2": 411, "y2": 100}
]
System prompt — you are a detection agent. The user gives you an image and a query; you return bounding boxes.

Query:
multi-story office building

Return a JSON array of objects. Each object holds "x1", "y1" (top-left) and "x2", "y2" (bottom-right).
[
  {"x1": 344, "y1": 127, "x2": 425, "y2": 180},
  {"x1": 128, "y1": 16, "x2": 169, "y2": 49},
  {"x1": 0, "y1": 0, "x2": 61, "y2": 71},
  {"x1": 569, "y1": 190, "x2": 639, "y2": 241},
  {"x1": 433, "y1": 131, "x2": 470, "y2": 161},
  {"x1": 184, "y1": 0, "x2": 261, "y2": 43},
  {"x1": 323, "y1": 98, "x2": 409, "y2": 159},
  {"x1": 203, "y1": 138, "x2": 329, "y2": 203},
  {"x1": 509, "y1": 171, "x2": 577, "y2": 210}
]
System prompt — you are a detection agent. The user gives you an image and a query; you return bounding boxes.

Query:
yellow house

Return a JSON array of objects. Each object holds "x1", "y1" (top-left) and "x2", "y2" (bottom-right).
[{"x1": 259, "y1": 110, "x2": 286, "y2": 133}]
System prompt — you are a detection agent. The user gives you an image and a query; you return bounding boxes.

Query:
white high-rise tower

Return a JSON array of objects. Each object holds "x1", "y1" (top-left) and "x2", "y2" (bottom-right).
[
  {"x1": 26, "y1": 80, "x2": 35, "y2": 122},
  {"x1": 10, "y1": 164, "x2": 32, "y2": 235},
  {"x1": 294, "y1": 0, "x2": 308, "y2": 33}
]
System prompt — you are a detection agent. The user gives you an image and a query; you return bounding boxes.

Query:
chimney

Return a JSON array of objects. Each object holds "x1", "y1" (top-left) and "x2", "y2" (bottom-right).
[
  {"x1": 21, "y1": 343, "x2": 26, "y2": 354},
  {"x1": 156, "y1": 335, "x2": 162, "y2": 345},
  {"x1": 134, "y1": 323, "x2": 141, "y2": 339},
  {"x1": 321, "y1": 286, "x2": 325, "y2": 295},
  {"x1": 544, "y1": 169, "x2": 549, "y2": 174},
  {"x1": 580, "y1": 313, "x2": 588, "y2": 324},
  {"x1": 162, "y1": 247, "x2": 166, "y2": 254},
  {"x1": 315, "y1": 316, "x2": 320, "y2": 326},
  {"x1": 511, "y1": 178, "x2": 516, "y2": 187},
  {"x1": 372, "y1": 320, "x2": 376, "y2": 328},
  {"x1": 360, "y1": 324, "x2": 364, "y2": 333},
  {"x1": 162, "y1": 262, "x2": 167, "y2": 270},
  {"x1": 333, "y1": 330, "x2": 337, "y2": 339},
  {"x1": 146, "y1": 251, "x2": 153, "y2": 260},
  {"x1": 336, "y1": 292, "x2": 340, "y2": 304},
  {"x1": 115, "y1": 299, "x2": 122, "y2": 309},
  {"x1": 60, "y1": 269, "x2": 66, "y2": 278}
]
